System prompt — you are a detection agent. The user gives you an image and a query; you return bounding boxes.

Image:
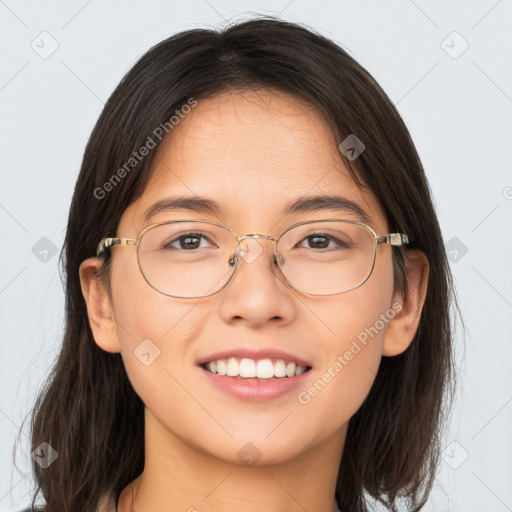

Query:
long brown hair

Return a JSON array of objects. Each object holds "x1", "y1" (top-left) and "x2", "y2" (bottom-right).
[{"x1": 18, "y1": 16, "x2": 457, "y2": 512}]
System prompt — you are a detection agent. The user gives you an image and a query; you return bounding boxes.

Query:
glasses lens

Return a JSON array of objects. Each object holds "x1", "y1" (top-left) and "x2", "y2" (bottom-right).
[
  {"x1": 138, "y1": 221, "x2": 238, "y2": 298},
  {"x1": 277, "y1": 221, "x2": 376, "y2": 295}
]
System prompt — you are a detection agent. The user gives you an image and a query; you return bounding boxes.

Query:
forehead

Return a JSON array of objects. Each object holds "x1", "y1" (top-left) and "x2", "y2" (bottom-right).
[{"x1": 124, "y1": 89, "x2": 386, "y2": 233}]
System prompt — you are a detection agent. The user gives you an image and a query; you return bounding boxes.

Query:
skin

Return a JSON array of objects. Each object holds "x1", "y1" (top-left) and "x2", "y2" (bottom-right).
[{"x1": 80, "y1": 89, "x2": 429, "y2": 512}]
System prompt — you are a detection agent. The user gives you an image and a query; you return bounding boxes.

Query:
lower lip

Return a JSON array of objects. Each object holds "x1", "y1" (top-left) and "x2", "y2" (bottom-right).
[{"x1": 199, "y1": 366, "x2": 312, "y2": 402}]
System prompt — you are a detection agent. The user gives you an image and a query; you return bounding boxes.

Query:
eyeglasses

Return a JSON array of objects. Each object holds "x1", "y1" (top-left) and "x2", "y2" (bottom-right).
[{"x1": 96, "y1": 219, "x2": 409, "y2": 298}]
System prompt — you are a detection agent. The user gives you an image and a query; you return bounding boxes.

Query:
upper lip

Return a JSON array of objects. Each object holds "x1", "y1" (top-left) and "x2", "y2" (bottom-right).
[{"x1": 196, "y1": 346, "x2": 313, "y2": 368}]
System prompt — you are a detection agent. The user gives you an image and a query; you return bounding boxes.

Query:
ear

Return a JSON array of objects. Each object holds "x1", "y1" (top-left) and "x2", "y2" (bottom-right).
[
  {"x1": 79, "y1": 257, "x2": 121, "y2": 353},
  {"x1": 382, "y1": 250, "x2": 429, "y2": 357}
]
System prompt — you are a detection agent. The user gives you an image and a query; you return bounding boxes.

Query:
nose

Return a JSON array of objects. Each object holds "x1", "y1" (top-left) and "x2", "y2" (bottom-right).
[{"x1": 217, "y1": 236, "x2": 297, "y2": 328}]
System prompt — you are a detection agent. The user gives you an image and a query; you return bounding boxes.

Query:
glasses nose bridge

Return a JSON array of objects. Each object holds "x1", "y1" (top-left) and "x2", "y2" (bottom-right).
[
  {"x1": 235, "y1": 233, "x2": 284, "y2": 267},
  {"x1": 238, "y1": 233, "x2": 278, "y2": 243},
  {"x1": 237, "y1": 233, "x2": 279, "y2": 257}
]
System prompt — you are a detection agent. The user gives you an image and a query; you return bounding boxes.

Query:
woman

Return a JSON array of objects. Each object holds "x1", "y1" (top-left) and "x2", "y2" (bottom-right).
[{"x1": 19, "y1": 16, "x2": 456, "y2": 512}]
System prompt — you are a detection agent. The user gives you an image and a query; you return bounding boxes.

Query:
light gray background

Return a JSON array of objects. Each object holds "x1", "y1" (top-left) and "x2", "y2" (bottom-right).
[{"x1": 1, "y1": 1, "x2": 511, "y2": 511}]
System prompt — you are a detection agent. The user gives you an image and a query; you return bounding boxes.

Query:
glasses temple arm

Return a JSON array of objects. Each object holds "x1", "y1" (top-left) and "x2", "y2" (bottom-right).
[
  {"x1": 96, "y1": 238, "x2": 137, "y2": 257},
  {"x1": 376, "y1": 233, "x2": 410, "y2": 246}
]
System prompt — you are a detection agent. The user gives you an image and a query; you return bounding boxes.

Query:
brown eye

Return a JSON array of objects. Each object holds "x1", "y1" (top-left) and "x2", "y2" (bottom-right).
[{"x1": 164, "y1": 233, "x2": 214, "y2": 250}]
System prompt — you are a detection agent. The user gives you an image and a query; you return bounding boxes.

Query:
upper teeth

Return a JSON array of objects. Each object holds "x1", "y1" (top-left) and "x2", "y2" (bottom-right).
[{"x1": 205, "y1": 358, "x2": 309, "y2": 379}]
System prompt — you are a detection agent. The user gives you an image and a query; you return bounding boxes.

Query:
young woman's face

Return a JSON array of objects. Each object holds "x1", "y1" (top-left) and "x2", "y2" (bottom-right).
[{"x1": 88, "y1": 89, "x2": 414, "y2": 467}]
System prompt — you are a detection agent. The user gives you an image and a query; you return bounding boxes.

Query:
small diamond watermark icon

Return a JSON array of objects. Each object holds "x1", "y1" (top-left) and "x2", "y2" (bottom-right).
[
  {"x1": 441, "y1": 31, "x2": 469, "y2": 60},
  {"x1": 338, "y1": 134, "x2": 365, "y2": 161},
  {"x1": 32, "y1": 237, "x2": 58, "y2": 263},
  {"x1": 239, "y1": 238, "x2": 264, "y2": 264},
  {"x1": 237, "y1": 442, "x2": 262, "y2": 467},
  {"x1": 134, "y1": 338, "x2": 161, "y2": 366},
  {"x1": 31, "y1": 31, "x2": 59, "y2": 60},
  {"x1": 31, "y1": 442, "x2": 58, "y2": 468},
  {"x1": 442, "y1": 440, "x2": 469, "y2": 469},
  {"x1": 445, "y1": 237, "x2": 468, "y2": 263}
]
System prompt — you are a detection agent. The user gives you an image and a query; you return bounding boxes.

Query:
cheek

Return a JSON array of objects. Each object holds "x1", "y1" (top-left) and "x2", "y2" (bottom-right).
[
  {"x1": 311, "y1": 244, "x2": 395, "y2": 354},
  {"x1": 109, "y1": 251, "x2": 207, "y2": 393},
  {"x1": 297, "y1": 248, "x2": 396, "y2": 426}
]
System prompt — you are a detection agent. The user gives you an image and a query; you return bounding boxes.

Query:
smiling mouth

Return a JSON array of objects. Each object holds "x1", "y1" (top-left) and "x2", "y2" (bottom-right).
[{"x1": 200, "y1": 357, "x2": 312, "y2": 380}]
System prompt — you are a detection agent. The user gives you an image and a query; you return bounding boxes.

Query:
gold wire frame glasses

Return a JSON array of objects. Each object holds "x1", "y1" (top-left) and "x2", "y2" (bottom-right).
[{"x1": 96, "y1": 219, "x2": 409, "y2": 299}]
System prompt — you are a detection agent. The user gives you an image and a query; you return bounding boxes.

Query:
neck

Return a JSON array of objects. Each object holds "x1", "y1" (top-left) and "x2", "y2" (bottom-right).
[{"x1": 118, "y1": 408, "x2": 346, "y2": 512}]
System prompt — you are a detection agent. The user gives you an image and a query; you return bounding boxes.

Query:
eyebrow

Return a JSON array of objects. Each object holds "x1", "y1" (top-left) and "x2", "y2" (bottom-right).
[
  {"x1": 282, "y1": 195, "x2": 372, "y2": 224},
  {"x1": 143, "y1": 194, "x2": 372, "y2": 225}
]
